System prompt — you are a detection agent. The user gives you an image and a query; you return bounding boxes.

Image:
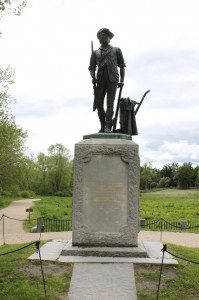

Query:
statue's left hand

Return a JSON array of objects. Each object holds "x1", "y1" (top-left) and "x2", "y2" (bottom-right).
[{"x1": 118, "y1": 82, "x2": 124, "y2": 88}]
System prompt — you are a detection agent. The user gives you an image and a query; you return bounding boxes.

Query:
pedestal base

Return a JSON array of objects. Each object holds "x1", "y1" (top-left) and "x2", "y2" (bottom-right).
[{"x1": 61, "y1": 240, "x2": 148, "y2": 258}]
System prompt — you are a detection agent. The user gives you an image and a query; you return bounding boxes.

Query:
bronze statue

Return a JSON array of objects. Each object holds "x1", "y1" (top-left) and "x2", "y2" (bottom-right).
[{"x1": 89, "y1": 28, "x2": 126, "y2": 133}]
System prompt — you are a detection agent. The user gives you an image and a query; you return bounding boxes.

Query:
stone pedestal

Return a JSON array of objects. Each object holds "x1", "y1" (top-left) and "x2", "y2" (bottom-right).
[{"x1": 72, "y1": 134, "x2": 140, "y2": 247}]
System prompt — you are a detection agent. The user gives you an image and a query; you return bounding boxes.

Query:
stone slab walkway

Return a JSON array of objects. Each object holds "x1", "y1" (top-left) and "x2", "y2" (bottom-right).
[
  {"x1": 68, "y1": 263, "x2": 137, "y2": 300},
  {"x1": 28, "y1": 240, "x2": 69, "y2": 261}
]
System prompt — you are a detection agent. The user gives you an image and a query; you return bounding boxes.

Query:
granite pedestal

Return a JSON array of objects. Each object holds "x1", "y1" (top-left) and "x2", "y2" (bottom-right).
[{"x1": 62, "y1": 133, "x2": 146, "y2": 257}]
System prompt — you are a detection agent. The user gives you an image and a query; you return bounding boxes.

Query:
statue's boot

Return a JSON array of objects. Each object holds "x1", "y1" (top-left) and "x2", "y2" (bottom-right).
[
  {"x1": 98, "y1": 112, "x2": 105, "y2": 132},
  {"x1": 104, "y1": 111, "x2": 113, "y2": 133},
  {"x1": 104, "y1": 119, "x2": 112, "y2": 133}
]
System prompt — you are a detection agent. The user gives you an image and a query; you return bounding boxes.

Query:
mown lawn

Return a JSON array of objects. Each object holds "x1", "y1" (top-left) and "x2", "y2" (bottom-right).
[
  {"x1": 135, "y1": 244, "x2": 199, "y2": 300},
  {"x1": 140, "y1": 189, "x2": 199, "y2": 223},
  {"x1": 0, "y1": 242, "x2": 73, "y2": 300}
]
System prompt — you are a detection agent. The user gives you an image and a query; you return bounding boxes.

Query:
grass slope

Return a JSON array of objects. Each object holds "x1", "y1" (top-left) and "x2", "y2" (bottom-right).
[
  {"x1": 135, "y1": 244, "x2": 199, "y2": 300},
  {"x1": 0, "y1": 242, "x2": 73, "y2": 300}
]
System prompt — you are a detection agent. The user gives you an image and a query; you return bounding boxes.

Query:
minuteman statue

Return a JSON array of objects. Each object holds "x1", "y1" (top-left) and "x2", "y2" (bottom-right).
[{"x1": 89, "y1": 28, "x2": 126, "y2": 133}]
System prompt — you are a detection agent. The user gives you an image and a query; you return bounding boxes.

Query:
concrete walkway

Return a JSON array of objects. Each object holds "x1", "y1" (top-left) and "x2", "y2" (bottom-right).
[
  {"x1": 0, "y1": 199, "x2": 72, "y2": 244},
  {"x1": 68, "y1": 263, "x2": 137, "y2": 300},
  {"x1": 0, "y1": 199, "x2": 198, "y2": 247}
]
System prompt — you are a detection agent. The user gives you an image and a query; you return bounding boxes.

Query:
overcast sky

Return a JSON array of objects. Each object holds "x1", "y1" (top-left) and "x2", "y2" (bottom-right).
[{"x1": 1, "y1": 0, "x2": 199, "y2": 167}]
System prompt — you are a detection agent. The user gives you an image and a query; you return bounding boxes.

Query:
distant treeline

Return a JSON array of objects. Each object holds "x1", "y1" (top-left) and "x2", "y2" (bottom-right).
[{"x1": 140, "y1": 162, "x2": 199, "y2": 190}]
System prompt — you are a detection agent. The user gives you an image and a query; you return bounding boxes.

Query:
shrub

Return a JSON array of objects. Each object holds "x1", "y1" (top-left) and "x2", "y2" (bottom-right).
[
  {"x1": 53, "y1": 191, "x2": 67, "y2": 197},
  {"x1": 20, "y1": 190, "x2": 35, "y2": 198},
  {"x1": 157, "y1": 177, "x2": 170, "y2": 188}
]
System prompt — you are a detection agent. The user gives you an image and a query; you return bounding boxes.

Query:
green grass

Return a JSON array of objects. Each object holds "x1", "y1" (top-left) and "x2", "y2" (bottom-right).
[
  {"x1": 24, "y1": 196, "x2": 72, "y2": 232},
  {"x1": 135, "y1": 244, "x2": 199, "y2": 300},
  {"x1": 0, "y1": 242, "x2": 73, "y2": 300},
  {"x1": 140, "y1": 189, "x2": 199, "y2": 223}
]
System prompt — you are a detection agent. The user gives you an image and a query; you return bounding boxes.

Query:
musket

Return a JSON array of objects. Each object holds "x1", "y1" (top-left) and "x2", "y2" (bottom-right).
[
  {"x1": 135, "y1": 90, "x2": 150, "y2": 115},
  {"x1": 91, "y1": 41, "x2": 97, "y2": 111},
  {"x1": 112, "y1": 85, "x2": 123, "y2": 132}
]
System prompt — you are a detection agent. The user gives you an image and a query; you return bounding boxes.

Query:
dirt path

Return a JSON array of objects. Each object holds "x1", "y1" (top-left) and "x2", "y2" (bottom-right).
[
  {"x1": 0, "y1": 199, "x2": 198, "y2": 247},
  {"x1": 0, "y1": 199, "x2": 40, "y2": 234},
  {"x1": 0, "y1": 199, "x2": 72, "y2": 245},
  {"x1": 139, "y1": 230, "x2": 199, "y2": 248}
]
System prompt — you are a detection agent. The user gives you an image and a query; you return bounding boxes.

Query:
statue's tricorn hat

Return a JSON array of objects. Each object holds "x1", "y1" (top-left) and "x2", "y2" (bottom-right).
[{"x1": 97, "y1": 28, "x2": 114, "y2": 39}]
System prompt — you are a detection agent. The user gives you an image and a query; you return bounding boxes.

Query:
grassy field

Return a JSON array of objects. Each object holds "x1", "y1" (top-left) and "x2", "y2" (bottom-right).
[
  {"x1": 0, "y1": 242, "x2": 73, "y2": 300},
  {"x1": 135, "y1": 244, "x2": 199, "y2": 300},
  {"x1": 140, "y1": 189, "x2": 199, "y2": 223},
  {"x1": 24, "y1": 189, "x2": 199, "y2": 230}
]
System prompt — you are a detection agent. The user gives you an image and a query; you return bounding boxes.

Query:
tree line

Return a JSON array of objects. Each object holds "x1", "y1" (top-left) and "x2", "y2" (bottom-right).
[{"x1": 141, "y1": 162, "x2": 199, "y2": 190}]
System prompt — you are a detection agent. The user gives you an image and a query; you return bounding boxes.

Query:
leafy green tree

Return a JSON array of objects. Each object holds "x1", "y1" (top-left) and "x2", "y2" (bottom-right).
[
  {"x1": 140, "y1": 162, "x2": 157, "y2": 190},
  {"x1": 157, "y1": 176, "x2": 170, "y2": 188},
  {"x1": 0, "y1": 67, "x2": 27, "y2": 195},
  {"x1": 35, "y1": 144, "x2": 73, "y2": 196},
  {"x1": 174, "y1": 163, "x2": 194, "y2": 189},
  {"x1": 47, "y1": 144, "x2": 73, "y2": 196},
  {"x1": 193, "y1": 166, "x2": 199, "y2": 187},
  {"x1": 160, "y1": 163, "x2": 178, "y2": 187},
  {"x1": 194, "y1": 169, "x2": 199, "y2": 188}
]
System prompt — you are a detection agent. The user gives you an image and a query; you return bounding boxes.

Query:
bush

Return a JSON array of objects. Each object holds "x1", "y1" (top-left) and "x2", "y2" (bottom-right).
[
  {"x1": 157, "y1": 177, "x2": 170, "y2": 188},
  {"x1": 2, "y1": 186, "x2": 20, "y2": 197},
  {"x1": 53, "y1": 191, "x2": 66, "y2": 197},
  {"x1": 20, "y1": 190, "x2": 35, "y2": 198}
]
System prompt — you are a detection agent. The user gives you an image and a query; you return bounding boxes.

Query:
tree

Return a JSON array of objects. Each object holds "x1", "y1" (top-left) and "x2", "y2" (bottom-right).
[
  {"x1": 195, "y1": 171, "x2": 199, "y2": 188},
  {"x1": 0, "y1": 0, "x2": 27, "y2": 16},
  {"x1": 174, "y1": 163, "x2": 194, "y2": 189},
  {"x1": 47, "y1": 144, "x2": 73, "y2": 196},
  {"x1": 193, "y1": 166, "x2": 199, "y2": 187},
  {"x1": 0, "y1": 67, "x2": 27, "y2": 195},
  {"x1": 35, "y1": 144, "x2": 73, "y2": 196},
  {"x1": 160, "y1": 163, "x2": 178, "y2": 187},
  {"x1": 140, "y1": 162, "x2": 157, "y2": 190},
  {"x1": 157, "y1": 177, "x2": 170, "y2": 188}
]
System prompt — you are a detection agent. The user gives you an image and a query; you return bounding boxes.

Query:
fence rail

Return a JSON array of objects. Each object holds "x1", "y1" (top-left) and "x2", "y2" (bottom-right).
[
  {"x1": 42, "y1": 217, "x2": 72, "y2": 232},
  {"x1": 140, "y1": 218, "x2": 199, "y2": 232},
  {"x1": 40, "y1": 217, "x2": 199, "y2": 233}
]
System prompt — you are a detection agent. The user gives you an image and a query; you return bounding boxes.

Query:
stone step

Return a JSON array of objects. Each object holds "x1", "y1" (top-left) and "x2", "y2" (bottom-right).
[{"x1": 61, "y1": 240, "x2": 148, "y2": 257}]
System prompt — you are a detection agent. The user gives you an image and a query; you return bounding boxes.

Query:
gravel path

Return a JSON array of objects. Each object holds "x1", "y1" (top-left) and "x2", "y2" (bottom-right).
[{"x1": 0, "y1": 199, "x2": 198, "y2": 247}]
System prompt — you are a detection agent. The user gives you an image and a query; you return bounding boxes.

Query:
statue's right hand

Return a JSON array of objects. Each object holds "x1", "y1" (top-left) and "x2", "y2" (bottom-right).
[{"x1": 92, "y1": 78, "x2": 97, "y2": 84}]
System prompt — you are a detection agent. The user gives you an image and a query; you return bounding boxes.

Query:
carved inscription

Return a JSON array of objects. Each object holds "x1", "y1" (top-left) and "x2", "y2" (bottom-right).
[
  {"x1": 83, "y1": 155, "x2": 128, "y2": 232},
  {"x1": 84, "y1": 180, "x2": 127, "y2": 204}
]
